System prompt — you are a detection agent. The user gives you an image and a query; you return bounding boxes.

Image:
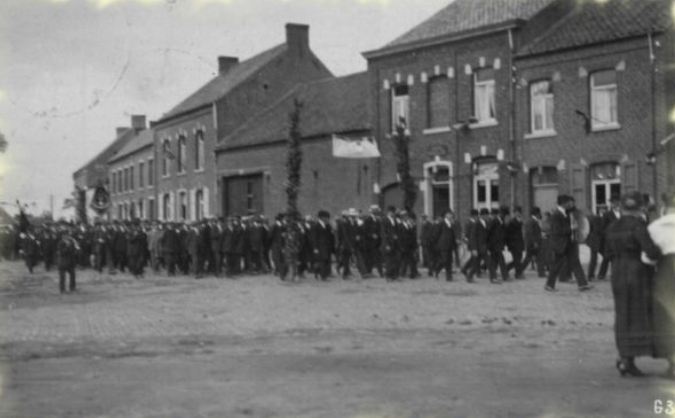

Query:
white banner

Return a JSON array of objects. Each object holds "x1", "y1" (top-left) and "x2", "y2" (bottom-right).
[{"x1": 332, "y1": 135, "x2": 380, "y2": 159}]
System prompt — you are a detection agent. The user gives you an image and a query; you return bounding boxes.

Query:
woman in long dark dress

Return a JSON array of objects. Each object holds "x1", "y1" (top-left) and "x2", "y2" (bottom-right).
[
  {"x1": 605, "y1": 192, "x2": 660, "y2": 376},
  {"x1": 648, "y1": 192, "x2": 675, "y2": 377}
]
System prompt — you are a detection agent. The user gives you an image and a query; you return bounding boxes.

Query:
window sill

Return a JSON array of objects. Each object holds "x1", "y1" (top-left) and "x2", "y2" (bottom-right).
[
  {"x1": 423, "y1": 126, "x2": 452, "y2": 135},
  {"x1": 176, "y1": 172, "x2": 187, "y2": 177},
  {"x1": 469, "y1": 119, "x2": 498, "y2": 129},
  {"x1": 194, "y1": 168, "x2": 205, "y2": 174},
  {"x1": 524, "y1": 130, "x2": 557, "y2": 140},
  {"x1": 591, "y1": 123, "x2": 621, "y2": 133}
]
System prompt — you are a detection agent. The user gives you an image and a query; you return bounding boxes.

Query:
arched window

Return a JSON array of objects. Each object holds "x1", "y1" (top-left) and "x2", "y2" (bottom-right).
[
  {"x1": 195, "y1": 131, "x2": 205, "y2": 171},
  {"x1": 162, "y1": 139, "x2": 171, "y2": 177},
  {"x1": 177, "y1": 136, "x2": 186, "y2": 173}
]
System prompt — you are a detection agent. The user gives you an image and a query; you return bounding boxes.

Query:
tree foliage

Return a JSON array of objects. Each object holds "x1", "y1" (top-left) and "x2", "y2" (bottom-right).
[
  {"x1": 394, "y1": 122, "x2": 417, "y2": 211},
  {"x1": 285, "y1": 98, "x2": 303, "y2": 215}
]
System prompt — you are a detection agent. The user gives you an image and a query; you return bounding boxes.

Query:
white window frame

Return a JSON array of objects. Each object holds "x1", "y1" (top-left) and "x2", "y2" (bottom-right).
[
  {"x1": 473, "y1": 162, "x2": 500, "y2": 211},
  {"x1": 391, "y1": 85, "x2": 410, "y2": 132},
  {"x1": 177, "y1": 136, "x2": 187, "y2": 174},
  {"x1": 473, "y1": 71, "x2": 496, "y2": 124},
  {"x1": 162, "y1": 139, "x2": 171, "y2": 178},
  {"x1": 138, "y1": 160, "x2": 145, "y2": 189},
  {"x1": 195, "y1": 188, "x2": 204, "y2": 221},
  {"x1": 195, "y1": 131, "x2": 205, "y2": 172},
  {"x1": 530, "y1": 80, "x2": 555, "y2": 134},
  {"x1": 591, "y1": 178, "x2": 621, "y2": 214},
  {"x1": 147, "y1": 158, "x2": 155, "y2": 188},
  {"x1": 422, "y1": 160, "x2": 454, "y2": 217},
  {"x1": 590, "y1": 70, "x2": 619, "y2": 131}
]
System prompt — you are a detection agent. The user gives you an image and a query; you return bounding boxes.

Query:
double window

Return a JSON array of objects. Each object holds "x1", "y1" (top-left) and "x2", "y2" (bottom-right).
[
  {"x1": 530, "y1": 80, "x2": 554, "y2": 134},
  {"x1": 590, "y1": 70, "x2": 618, "y2": 130},
  {"x1": 474, "y1": 68, "x2": 496, "y2": 123}
]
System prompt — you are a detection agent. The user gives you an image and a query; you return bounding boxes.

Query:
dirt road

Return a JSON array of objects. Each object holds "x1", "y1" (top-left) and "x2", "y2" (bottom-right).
[{"x1": 0, "y1": 261, "x2": 673, "y2": 417}]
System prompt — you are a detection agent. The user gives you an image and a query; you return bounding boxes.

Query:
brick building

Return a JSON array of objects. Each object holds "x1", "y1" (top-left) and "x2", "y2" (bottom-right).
[
  {"x1": 153, "y1": 23, "x2": 332, "y2": 222},
  {"x1": 72, "y1": 115, "x2": 147, "y2": 222},
  {"x1": 514, "y1": 0, "x2": 674, "y2": 214},
  {"x1": 108, "y1": 127, "x2": 156, "y2": 220},
  {"x1": 215, "y1": 72, "x2": 372, "y2": 218},
  {"x1": 363, "y1": 0, "x2": 560, "y2": 220},
  {"x1": 364, "y1": 0, "x2": 674, "y2": 219}
]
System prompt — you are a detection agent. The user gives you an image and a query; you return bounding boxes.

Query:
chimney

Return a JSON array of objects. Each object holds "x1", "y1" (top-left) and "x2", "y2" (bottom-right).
[
  {"x1": 131, "y1": 115, "x2": 146, "y2": 131},
  {"x1": 116, "y1": 127, "x2": 129, "y2": 137},
  {"x1": 218, "y1": 56, "x2": 239, "y2": 75},
  {"x1": 286, "y1": 23, "x2": 309, "y2": 54}
]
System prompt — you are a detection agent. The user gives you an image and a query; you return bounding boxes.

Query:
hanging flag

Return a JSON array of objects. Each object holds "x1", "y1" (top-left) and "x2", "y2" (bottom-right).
[
  {"x1": 163, "y1": 141, "x2": 176, "y2": 160},
  {"x1": 332, "y1": 135, "x2": 381, "y2": 159}
]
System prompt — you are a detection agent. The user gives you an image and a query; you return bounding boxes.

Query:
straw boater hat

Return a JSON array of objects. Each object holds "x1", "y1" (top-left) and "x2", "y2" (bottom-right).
[{"x1": 346, "y1": 208, "x2": 359, "y2": 217}]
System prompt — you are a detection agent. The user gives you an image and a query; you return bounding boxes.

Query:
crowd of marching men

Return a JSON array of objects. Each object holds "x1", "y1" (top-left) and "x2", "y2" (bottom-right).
[{"x1": 0, "y1": 201, "x2": 625, "y2": 291}]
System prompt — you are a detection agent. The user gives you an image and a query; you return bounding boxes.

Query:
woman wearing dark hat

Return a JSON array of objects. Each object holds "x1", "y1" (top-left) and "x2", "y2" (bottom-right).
[
  {"x1": 648, "y1": 191, "x2": 675, "y2": 378},
  {"x1": 605, "y1": 192, "x2": 660, "y2": 376}
]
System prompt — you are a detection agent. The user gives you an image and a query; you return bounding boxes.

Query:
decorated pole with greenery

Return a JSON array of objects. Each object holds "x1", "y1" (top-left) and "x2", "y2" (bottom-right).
[
  {"x1": 285, "y1": 98, "x2": 303, "y2": 215},
  {"x1": 394, "y1": 119, "x2": 417, "y2": 211}
]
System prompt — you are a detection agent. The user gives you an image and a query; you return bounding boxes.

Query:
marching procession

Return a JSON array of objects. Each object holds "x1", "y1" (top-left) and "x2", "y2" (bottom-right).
[
  {"x1": 0, "y1": 192, "x2": 662, "y2": 293},
  {"x1": 4, "y1": 191, "x2": 675, "y2": 382}
]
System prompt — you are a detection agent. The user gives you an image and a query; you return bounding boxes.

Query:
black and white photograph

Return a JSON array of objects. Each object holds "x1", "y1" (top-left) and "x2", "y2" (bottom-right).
[{"x1": 1, "y1": 0, "x2": 675, "y2": 416}]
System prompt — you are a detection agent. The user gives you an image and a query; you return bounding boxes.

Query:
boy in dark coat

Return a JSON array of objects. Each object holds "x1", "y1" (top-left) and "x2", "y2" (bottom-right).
[{"x1": 56, "y1": 227, "x2": 80, "y2": 293}]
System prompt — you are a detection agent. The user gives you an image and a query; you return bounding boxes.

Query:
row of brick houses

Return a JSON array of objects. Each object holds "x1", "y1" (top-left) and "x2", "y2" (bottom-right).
[{"x1": 73, "y1": 0, "x2": 675, "y2": 223}]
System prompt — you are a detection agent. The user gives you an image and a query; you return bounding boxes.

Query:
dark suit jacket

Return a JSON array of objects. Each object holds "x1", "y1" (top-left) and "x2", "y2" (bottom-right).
[
  {"x1": 311, "y1": 221, "x2": 334, "y2": 260},
  {"x1": 380, "y1": 217, "x2": 400, "y2": 254},
  {"x1": 505, "y1": 218, "x2": 524, "y2": 253},
  {"x1": 435, "y1": 221, "x2": 457, "y2": 254},
  {"x1": 487, "y1": 218, "x2": 506, "y2": 252},
  {"x1": 471, "y1": 220, "x2": 489, "y2": 253},
  {"x1": 548, "y1": 209, "x2": 572, "y2": 255},
  {"x1": 523, "y1": 217, "x2": 542, "y2": 250},
  {"x1": 209, "y1": 225, "x2": 223, "y2": 253}
]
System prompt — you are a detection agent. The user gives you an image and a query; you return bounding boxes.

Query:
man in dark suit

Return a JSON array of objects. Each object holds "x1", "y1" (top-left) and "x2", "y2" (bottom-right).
[
  {"x1": 505, "y1": 206, "x2": 525, "y2": 279},
  {"x1": 435, "y1": 210, "x2": 459, "y2": 282},
  {"x1": 399, "y1": 210, "x2": 419, "y2": 279},
  {"x1": 248, "y1": 216, "x2": 266, "y2": 273},
  {"x1": 56, "y1": 225, "x2": 80, "y2": 293},
  {"x1": 311, "y1": 210, "x2": 334, "y2": 280},
  {"x1": 545, "y1": 195, "x2": 593, "y2": 292},
  {"x1": 597, "y1": 196, "x2": 621, "y2": 280},
  {"x1": 465, "y1": 208, "x2": 490, "y2": 281},
  {"x1": 518, "y1": 207, "x2": 545, "y2": 278},
  {"x1": 420, "y1": 215, "x2": 436, "y2": 276},
  {"x1": 461, "y1": 209, "x2": 478, "y2": 279},
  {"x1": 487, "y1": 208, "x2": 509, "y2": 283},
  {"x1": 363, "y1": 205, "x2": 384, "y2": 277},
  {"x1": 161, "y1": 223, "x2": 181, "y2": 276},
  {"x1": 380, "y1": 206, "x2": 401, "y2": 282},
  {"x1": 586, "y1": 207, "x2": 606, "y2": 280},
  {"x1": 209, "y1": 218, "x2": 224, "y2": 277}
]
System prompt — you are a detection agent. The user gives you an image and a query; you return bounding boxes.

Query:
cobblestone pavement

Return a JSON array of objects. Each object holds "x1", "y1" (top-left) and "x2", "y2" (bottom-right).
[{"x1": 0, "y1": 260, "x2": 674, "y2": 418}]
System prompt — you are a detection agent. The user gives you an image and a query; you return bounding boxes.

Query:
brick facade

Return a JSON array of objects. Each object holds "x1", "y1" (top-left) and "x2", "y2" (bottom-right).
[
  {"x1": 108, "y1": 130, "x2": 157, "y2": 221},
  {"x1": 367, "y1": 30, "x2": 518, "y2": 221},
  {"x1": 515, "y1": 35, "x2": 673, "y2": 214},
  {"x1": 217, "y1": 136, "x2": 373, "y2": 219},
  {"x1": 153, "y1": 24, "x2": 332, "y2": 222}
]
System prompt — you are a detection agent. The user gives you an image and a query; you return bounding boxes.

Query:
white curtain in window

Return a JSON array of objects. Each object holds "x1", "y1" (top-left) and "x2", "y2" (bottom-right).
[{"x1": 592, "y1": 87, "x2": 617, "y2": 126}]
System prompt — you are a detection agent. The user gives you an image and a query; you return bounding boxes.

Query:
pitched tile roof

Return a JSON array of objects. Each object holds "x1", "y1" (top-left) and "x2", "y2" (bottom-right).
[
  {"x1": 159, "y1": 44, "x2": 288, "y2": 122},
  {"x1": 73, "y1": 128, "x2": 137, "y2": 187},
  {"x1": 385, "y1": 0, "x2": 556, "y2": 49},
  {"x1": 108, "y1": 128, "x2": 154, "y2": 164},
  {"x1": 0, "y1": 206, "x2": 15, "y2": 225},
  {"x1": 217, "y1": 72, "x2": 371, "y2": 151},
  {"x1": 519, "y1": 0, "x2": 672, "y2": 56}
]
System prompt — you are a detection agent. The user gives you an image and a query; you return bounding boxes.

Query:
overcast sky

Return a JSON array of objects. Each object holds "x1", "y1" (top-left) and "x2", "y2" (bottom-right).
[{"x1": 0, "y1": 0, "x2": 450, "y2": 218}]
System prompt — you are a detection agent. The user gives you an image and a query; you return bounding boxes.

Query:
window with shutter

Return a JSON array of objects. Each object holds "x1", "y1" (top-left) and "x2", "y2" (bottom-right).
[{"x1": 428, "y1": 76, "x2": 450, "y2": 128}]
